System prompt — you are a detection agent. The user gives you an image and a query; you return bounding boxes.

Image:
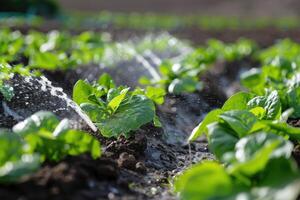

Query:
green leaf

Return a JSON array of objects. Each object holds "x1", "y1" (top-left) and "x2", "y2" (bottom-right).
[
  {"x1": 207, "y1": 122, "x2": 239, "y2": 161},
  {"x1": 222, "y1": 92, "x2": 254, "y2": 111},
  {"x1": 97, "y1": 73, "x2": 115, "y2": 89},
  {"x1": 145, "y1": 86, "x2": 166, "y2": 105},
  {"x1": 0, "y1": 84, "x2": 14, "y2": 101},
  {"x1": 75, "y1": 76, "x2": 158, "y2": 138},
  {"x1": 247, "y1": 91, "x2": 281, "y2": 120},
  {"x1": 174, "y1": 162, "x2": 233, "y2": 200},
  {"x1": 279, "y1": 108, "x2": 294, "y2": 122},
  {"x1": 108, "y1": 88, "x2": 129, "y2": 113},
  {"x1": 96, "y1": 95, "x2": 155, "y2": 138},
  {"x1": 286, "y1": 74, "x2": 300, "y2": 118},
  {"x1": 73, "y1": 80, "x2": 93, "y2": 105},
  {"x1": 265, "y1": 121, "x2": 300, "y2": 141},
  {"x1": 29, "y1": 52, "x2": 66, "y2": 70},
  {"x1": 80, "y1": 103, "x2": 106, "y2": 122},
  {"x1": 0, "y1": 154, "x2": 40, "y2": 183},
  {"x1": 229, "y1": 132, "x2": 293, "y2": 176},
  {"x1": 13, "y1": 111, "x2": 101, "y2": 161},
  {"x1": 249, "y1": 107, "x2": 266, "y2": 119},
  {"x1": 0, "y1": 130, "x2": 40, "y2": 183},
  {"x1": 251, "y1": 158, "x2": 300, "y2": 200},
  {"x1": 153, "y1": 114, "x2": 162, "y2": 127},
  {"x1": 55, "y1": 129, "x2": 101, "y2": 160},
  {"x1": 240, "y1": 68, "x2": 262, "y2": 89},
  {"x1": 219, "y1": 110, "x2": 257, "y2": 137},
  {"x1": 188, "y1": 109, "x2": 223, "y2": 141},
  {"x1": 0, "y1": 130, "x2": 23, "y2": 166},
  {"x1": 13, "y1": 111, "x2": 59, "y2": 136}
]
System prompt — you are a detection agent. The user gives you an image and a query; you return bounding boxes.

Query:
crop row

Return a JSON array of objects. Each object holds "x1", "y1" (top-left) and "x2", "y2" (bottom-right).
[
  {"x1": 175, "y1": 39, "x2": 300, "y2": 199},
  {"x1": 1, "y1": 29, "x2": 300, "y2": 199},
  {"x1": 2, "y1": 12, "x2": 300, "y2": 30}
]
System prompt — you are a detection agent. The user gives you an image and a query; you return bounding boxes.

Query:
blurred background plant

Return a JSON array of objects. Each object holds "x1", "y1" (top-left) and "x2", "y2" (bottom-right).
[{"x1": 0, "y1": 0, "x2": 59, "y2": 17}]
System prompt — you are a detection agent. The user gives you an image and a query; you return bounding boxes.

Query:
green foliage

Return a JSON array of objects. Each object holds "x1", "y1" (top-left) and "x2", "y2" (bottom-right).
[
  {"x1": 73, "y1": 74, "x2": 157, "y2": 138},
  {"x1": 64, "y1": 12, "x2": 300, "y2": 31},
  {"x1": 241, "y1": 39, "x2": 300, "y2": 118},
  {"x1": 190, "y1": 90, "x2": 300, "y2": 143},
  {"x1": 0, "y1": 111, "x2": 101, "y2": 183},
  {"x1": 0, "y1": 29, "x2": 257, "y2": 98},
  {"x1": 140, "y1": 39, "x2": 256, "y2": 95},
  {"x1": 25, "y1": 31, "x2": 105, "y2": 70},
  {"x1": 0, "y1": 63, "x2": 32, "y2": 101},
  {"x1": 176, "y1": 127, "x2": 300, "y2": 200},
  {"x1": 181, "y1": 86, "x2": 300, "y2": 200},
  {"x1": 174, "y1": 162, "x2": 233, "y2": 200},
  {"x1": 13, "y1": 111, "x2": 101, "y2": 161},
  {"x1": 175, "y1": 158, "x2": 300, "y2": 200},
  {"x1": 0, "y1": 29, "x2": 106, "y2": 71},
  {"x1": 0, "y1": 129, "x2": 40, "y2": 183},
  {"x1": 189, "y1": 92, "x2": 254, "y2": 141},
  {"x1": 247, "y1": 91, "x2": 281, "y2": 120}
]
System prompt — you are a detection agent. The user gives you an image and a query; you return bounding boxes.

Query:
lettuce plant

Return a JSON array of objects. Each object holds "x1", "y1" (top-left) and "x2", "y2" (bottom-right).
[
  {"x1": 0, "y1": 129, "x2": 40, "y2": 183},
  {"x1": 0, "y1": 111, "x2": 101, "y2": 183},
  {"x1": 175, "y1": 91, "x2": 300, "y2": 200},
  {"x1": 189, "y1": 91, "x2": 300, "y2": 142},
  {"x1": 13, "y1": 111, "x2": 101, "y2": 161},
  {"x1": 73, "y1": 73, "x2": 158, "y2": 138}
]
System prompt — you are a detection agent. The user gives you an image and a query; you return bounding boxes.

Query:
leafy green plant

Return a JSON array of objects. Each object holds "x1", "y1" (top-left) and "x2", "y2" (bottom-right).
[
  {"x1": 178, "y1": 90, "x2": 300, "y2": 200},
  {"x1": 0, "y1": 111, "x2": 101, "y2": 183},
  {"x1": 0, "y1": 29, "x2": 24, "y2": 63},
  {"x1": 73, "y1": 73, "x2": 158, "y2": 138},
  {"x1": 0, "y1": 129, "x2": 40, "y2": 183},
  {"x1": 182, "y1": 40, "x2": 300, "y2": 200},
  {"x1": 25, "y1": 31, "x2": 105, "y2": 70},
  {"x1": 63, "y1": 12, "x2": 300, "y2": 31},
  {"x1": 13, "y1": 111, "x2": 101, "y2": 161},
  {"x1": 140, "y1": 39, "x2": 256, "y2": 95},
  {"x1": 241, "y1": 39, "x2": 300, "y2": 118},
  {"x1": 0, "y1": 62, "x2": 32, "y2": 101},
  {"x1": 177, "y1": 121, "x2": 300, "y2": 200},
  {"x1": 175, "y1": 153, "x2": 300, "y2": 200},
  {"x1": 140, "y1": 60, "x2": 204, "y2": 94},
  {"x1": 189, "y1": 91, "x2": 300, "y2": 142}
]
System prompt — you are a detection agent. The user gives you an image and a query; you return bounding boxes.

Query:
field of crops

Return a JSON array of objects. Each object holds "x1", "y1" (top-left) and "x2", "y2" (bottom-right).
[{"x1": 1, "y1": 3, "x2": 300, "y2": 199}]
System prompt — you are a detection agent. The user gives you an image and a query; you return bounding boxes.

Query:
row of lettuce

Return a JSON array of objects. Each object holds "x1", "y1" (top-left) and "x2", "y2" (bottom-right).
[
  {"x1": 2, "y1": 12, "x2": 300, "y2": 30},
  {"x1": 0, "y1": 29, "x2": 256, "y2": 97},
  {"x1": 174, "y1": 39, "x2": 300, "y2": 199}
]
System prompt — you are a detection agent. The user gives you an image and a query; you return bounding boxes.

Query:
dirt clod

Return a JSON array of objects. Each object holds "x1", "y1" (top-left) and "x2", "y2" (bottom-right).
[
  {"x1": 135, "y1": 162, "x2": 147, "y2": 174},
  {"x1": 118, "y1": 152, "x2": 137, "y2": 170}
]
